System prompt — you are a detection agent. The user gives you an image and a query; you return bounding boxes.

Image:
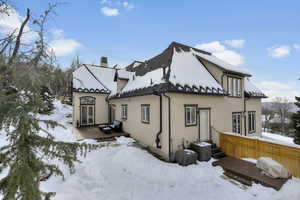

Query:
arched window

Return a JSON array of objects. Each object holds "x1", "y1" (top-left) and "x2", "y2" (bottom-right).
[{"x1": 80, "y1": 96, "x2": 95, "y2": 105}]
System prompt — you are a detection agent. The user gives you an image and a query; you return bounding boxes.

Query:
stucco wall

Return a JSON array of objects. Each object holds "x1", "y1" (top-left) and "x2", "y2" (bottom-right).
[
  {"x1": 109, "y1": 95, "x2": 170, "y2": 159},
  {"x1": 73, "y1": 91, "x2": 262, "y2": 161},
  {"x1": 117, "y1": 79, "x2": 128, "y2": 93},
  {"x1": 198, "y1": 58, "x2": 224, "y2": 84},
  {"x1": 167, "y1": 93, "x2": 262, "y2": 156},
  {"x1": 73, "y1": 92, "x2": 109, "y2": 126}
]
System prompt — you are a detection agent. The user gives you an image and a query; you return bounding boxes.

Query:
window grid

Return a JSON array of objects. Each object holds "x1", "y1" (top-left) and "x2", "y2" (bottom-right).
[
  {"x1": 248, "y1": 111, "x2": 256, "y2": 133},
  {"x1": 121, "y1": 105, "x2": 128, "y2": 120},
  {"x1": 185, "y1": 105, "x2": 197, "y2": 126},
  {"x1": 141, "y1": 105, "x2": 150, "y2": 124},
  {"x1": 228, "y1": 77, "x2": 242, "y2": 97},
  {"x1": 232, "y1": 112, "x2": 242, "y2": 134}
]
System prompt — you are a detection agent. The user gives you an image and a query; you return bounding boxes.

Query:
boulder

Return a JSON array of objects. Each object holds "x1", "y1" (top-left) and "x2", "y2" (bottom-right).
[{"x1": 256, "y1": 157, "x2": 291, "y2": 178}]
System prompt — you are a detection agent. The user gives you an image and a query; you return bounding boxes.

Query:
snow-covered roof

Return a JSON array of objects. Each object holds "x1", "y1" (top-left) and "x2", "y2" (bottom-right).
[
  {"x1": 112, "y1": 45, "x2": 226, "y2": 98},
  {"x1": 244, "y1": 78, "x2": 266, "y2": 98},
  {"x1": 169, "y1": 48, "x2": 223, "y2": 90},
  {"x1": 121, "y1": 68, "x2": 165, "y2": 93},
  {"x1": 117, "y1": 69, "x2": 135, "y2": 80},
  {"x1": 191, "y1": 48, "x2": 251, "y2": 76},
  {"x1": 73, "y1": 64, "x2": 116, "y2": 94}
]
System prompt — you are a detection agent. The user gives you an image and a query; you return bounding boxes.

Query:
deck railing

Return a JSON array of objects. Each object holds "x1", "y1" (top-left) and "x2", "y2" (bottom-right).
[{"x1": 219, "y1": 132, "x2": 300, "y2": 178}]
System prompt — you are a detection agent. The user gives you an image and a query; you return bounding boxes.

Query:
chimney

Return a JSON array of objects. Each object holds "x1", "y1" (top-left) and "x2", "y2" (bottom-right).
[{"x1": 100, "y1": 57, "x2": 108, "y2": 67}]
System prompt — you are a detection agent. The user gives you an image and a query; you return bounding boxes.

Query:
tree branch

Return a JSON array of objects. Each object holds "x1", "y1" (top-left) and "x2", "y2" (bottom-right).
[{"x1": 8, "y1": 8, "x2": 30, "y2": 65}]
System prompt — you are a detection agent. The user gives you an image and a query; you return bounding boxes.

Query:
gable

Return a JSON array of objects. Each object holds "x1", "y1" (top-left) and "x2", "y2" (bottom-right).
[{"x1": 73, "y1": 65, "x2": 116, "y2": 94}]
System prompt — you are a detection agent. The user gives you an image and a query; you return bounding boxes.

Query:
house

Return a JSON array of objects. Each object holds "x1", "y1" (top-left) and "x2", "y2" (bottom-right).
[{"x1": 72, "y1": 42, "x2": 266, "y2": 161}]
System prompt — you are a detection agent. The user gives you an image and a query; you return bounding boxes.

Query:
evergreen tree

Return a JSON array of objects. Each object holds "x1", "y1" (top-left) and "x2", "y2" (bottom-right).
[
  {"x1": 292, "y1": 95, "x2": 300, "y2": 144},
  {"x1": 0, "y1": 4, "x2": 98, "y2": 199},
  {"x1": 39, "y1": 85, "x2": 54, "y2": 114}
]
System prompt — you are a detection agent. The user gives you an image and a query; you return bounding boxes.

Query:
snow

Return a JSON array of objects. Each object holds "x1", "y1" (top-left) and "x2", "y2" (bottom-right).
[
  {"x1": 242, "y1": 158, "x2": 257, "y2": 164},
  {"x1": 224, "y1": 131, "x2": 300, "y2": 148},
  {"x1": 1, "y1": 101, "x2": 300, "y2": 200},
  {"x1": 194, "y1": 141, "x2": 212, "y2": 147},
  {"x1": 169, "y1": 48, "x2": 223, "y2": 90},
  {"x1": 191, "y1": 48, "x2": 251, "y2": 76},
  {"x1": 117, "y1": 69, "x2": 134, "y2": 80},
  {"x1": 262, "y1": 132, "x2": 296, "y2": 145},
  {"x1": 244, "y1": 78, "x2": 265, "y2": 96},
  {"x1": 73, "y1": 65, "x2": 117, "y2": 94},
  {"x1": 121, "y1": 68, "x2": 165, "y2": 93}
]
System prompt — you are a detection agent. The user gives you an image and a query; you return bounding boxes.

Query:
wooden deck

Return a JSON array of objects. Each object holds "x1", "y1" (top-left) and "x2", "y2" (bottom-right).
[
  {"x1": 212, "y1": 156, "x2": 291, "y2": 190},
  {"x1": 74, "y1": 126, "x2": 130, "y2": 141}
]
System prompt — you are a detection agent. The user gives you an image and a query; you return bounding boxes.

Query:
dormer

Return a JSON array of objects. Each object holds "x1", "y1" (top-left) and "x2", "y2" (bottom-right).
[{"x1": 114, "y1": 69, "x2": 134, "y2": 94}]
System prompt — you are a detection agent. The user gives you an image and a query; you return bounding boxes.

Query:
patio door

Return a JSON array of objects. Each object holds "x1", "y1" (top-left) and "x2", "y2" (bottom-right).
[
  {"x1": 199, "y1": 109, "x2": 210, "y2": 142},
  {"x1": 81, "y1": 105, "x2": 94, "y2": 125}
]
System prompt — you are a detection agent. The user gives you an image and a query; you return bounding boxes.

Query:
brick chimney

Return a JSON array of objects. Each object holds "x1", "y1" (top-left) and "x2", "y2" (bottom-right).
[{"x1": 100, "y1": 57, "x2": 108, "y2": 67}]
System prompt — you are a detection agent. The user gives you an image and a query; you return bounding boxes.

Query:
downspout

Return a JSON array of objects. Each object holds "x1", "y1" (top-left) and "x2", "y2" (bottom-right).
[
  {"x1": 244, "y1": 96, "x2": 248, "y2": 136},
  {"x1": 154, "y1": 92, "x2": 162, "y2": 149},
  {"x1": 105, "y1": 93, "x2": 111, "y2": 124},
  {"x1": 163, "y1": 93, "x2": 171, "y2": 161}
]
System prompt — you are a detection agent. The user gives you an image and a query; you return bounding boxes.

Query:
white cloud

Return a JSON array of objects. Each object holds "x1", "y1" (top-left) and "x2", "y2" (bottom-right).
[
  {"x1": 121, "y1": 1, "x2": 134, "y2": 10},
  {"x1": 224, "y1": 39, "x2": 245, "y2": 48},
  {"x1": 293, "y1": 44, "x2": 300, "y2": 49},
  {"x1": 257, "y1": 81, "x2": 299, "y2": 102},
  {"x1": 268, "y1": 46, "x2": 291, "y2": 58},
  {"x1": 0, "y1": 6, "x2": 37, "y2": 42},
  {"x1": 48, "y1": 29, "x2": 82, "y2": 57},
  {"x1": 101, "y1": 7, "x2": 120, "y2": 16},
  {"x1": 196, "y1": 41, "x2": 244, "y2": 66},
  {"x1": 213, "y1": 50, "x2": 244, "y2": 66},
  {"x1": 50, "y1": 29, "x2": 63, "y2": 39},
  {"x1": 196, "y1": 41, "x2": 226, "y2": 52},
  {"x1": 49, "y1": 39, "x2": 82, "y2": 57}
]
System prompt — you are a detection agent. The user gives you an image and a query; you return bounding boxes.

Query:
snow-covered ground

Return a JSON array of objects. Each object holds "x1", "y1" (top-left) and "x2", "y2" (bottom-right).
[{"x1": 2, "y1": 101, "x2": 300, "y2": 200}]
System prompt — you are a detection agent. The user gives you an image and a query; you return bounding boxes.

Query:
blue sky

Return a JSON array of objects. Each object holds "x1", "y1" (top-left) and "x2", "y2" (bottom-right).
[{"x1": 3, "y1": 0, "x2": 300, "y2": 101}]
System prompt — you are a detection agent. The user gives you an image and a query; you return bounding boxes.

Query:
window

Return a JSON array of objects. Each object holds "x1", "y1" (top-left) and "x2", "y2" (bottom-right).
[
  {"x1": 80, "y1": 96, "x2": 95, "y2": 104},
  {"x1": 248, "y1": 111, "x2": 256, "y2": 133},
  {"x1": 141, "y1": 104, "x2": 150, "y2": 123},
  {"x1": 232, "y1": 112, "x2": 242, "y2": 134},
  {"x1": 121, "y1": 105, "x2": 128, "y2": 120},
  {"x1": 185, "y1": 105, "x2": 197, "y2": 126},
  {"x1": 228, "y1": 77, "x2": 242, "y2": 97}
]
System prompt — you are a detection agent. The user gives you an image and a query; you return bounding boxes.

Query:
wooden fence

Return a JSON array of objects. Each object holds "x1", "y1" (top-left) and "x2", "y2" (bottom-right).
[{"x1": 219, "y1": 133, "x2": 300, "y2": 178}]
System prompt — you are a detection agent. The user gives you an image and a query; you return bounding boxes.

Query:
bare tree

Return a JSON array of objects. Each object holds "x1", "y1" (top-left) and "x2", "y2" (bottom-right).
[
  {"x1": 262, "y1": 104, "x2": 275, "y2": 131},
  {"x1": 271, "y1": 97, "x2": 293, "y2": 134}
]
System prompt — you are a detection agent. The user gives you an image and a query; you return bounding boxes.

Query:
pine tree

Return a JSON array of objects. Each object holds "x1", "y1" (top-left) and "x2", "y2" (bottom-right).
[
  {"x1": 292, "y1": 96, "x2": 300, "y2": 144},
  {"x1": 0, "y1": 4, "x2": 99, "y2": 199}
]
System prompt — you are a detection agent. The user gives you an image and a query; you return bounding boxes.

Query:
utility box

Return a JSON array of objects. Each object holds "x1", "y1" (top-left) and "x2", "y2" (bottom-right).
[
  {"x1": 174, "y1": 149, "x2": 197, "y2": 166},
  {"x1": 189, "y1": 142, "x2": 212, "y2": 161}
]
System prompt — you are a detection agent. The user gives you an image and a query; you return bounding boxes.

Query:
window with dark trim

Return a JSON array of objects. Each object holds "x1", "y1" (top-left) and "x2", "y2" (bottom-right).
[
  {"x1": 121, "y1": 104, "x2": 128, "y2": 120},
  {"x1": 185, "y1": 105, "x2": 197, "y2": 126},
  {"x1": 232, "y1": 112, "x2": 242, "y2": 134},
  {"x1": 141, "y1": 104, "x2": 150, "y2": 124},
  {"x1": 228, "y1": 77, "x2": 242, "y2": 97},
  {"x1": 248, "y1": 111, "x2": 256, "y2": 133}
]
